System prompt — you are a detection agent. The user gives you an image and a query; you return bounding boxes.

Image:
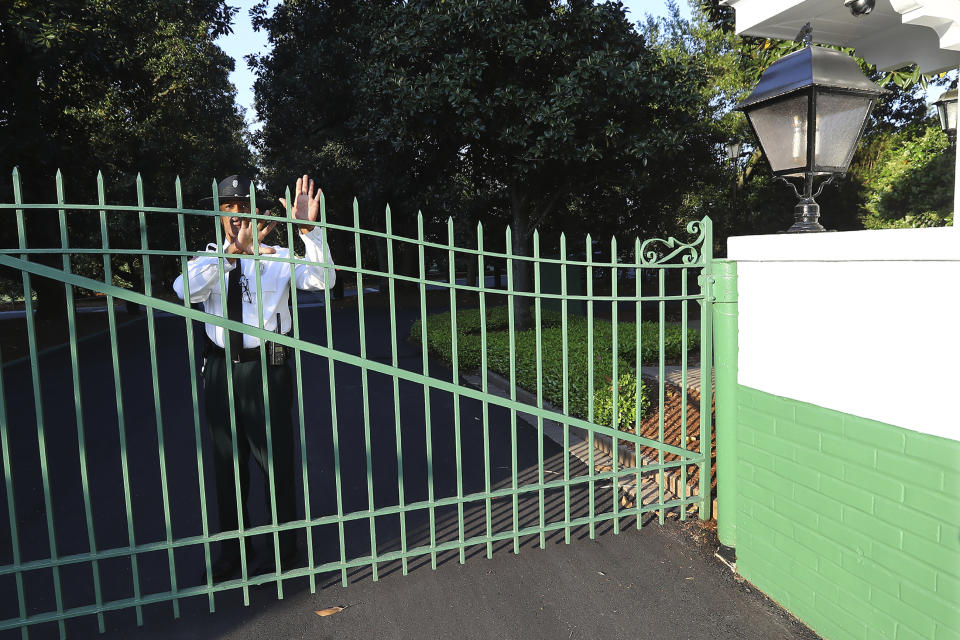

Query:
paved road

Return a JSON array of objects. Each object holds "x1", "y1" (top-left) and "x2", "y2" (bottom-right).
[
  {"x1": 0, "y1": 297, "x2": 817, "y2": 640},
  {"x1": 0, "y1": 297, "x2": 578, "y2": 638}
]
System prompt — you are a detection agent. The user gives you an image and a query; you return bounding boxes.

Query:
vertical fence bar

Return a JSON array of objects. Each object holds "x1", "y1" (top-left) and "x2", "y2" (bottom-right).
[
  {"x1": 98, "y1": 173, "x2": 144, "y2": 623},
  {"x1": 560, "y1": 234, "x2": 571, "y2": 544},
  {"x1": 5, "y1": 169, "x2": 28, "y2": 640},
  {"x1": 57, "y1": 172, "x2": 106, "y2": 631},
  {"x1": 657, "y1": 268, "x2": 666, "y2": 525},
  {"x1": 353, "y1": 201, "x2": 378, "y2": 581},
  {"x1": 680, "y1": 267, "x2": 689, "y2": 521},
  {"x1": 385, "y1": 206, "x2": 409, "y2": 574},
  {"x1": 288, "y1": 187, "x2": 312, "y2": 593},
  {"x1": 174, "y1": 177, "x2": 215, "y2": 610},
  {"x1": 446, "y1": 218, "x2": 465, "y2": 564},
  {"x1": 585, "y1": 234, "x2": 595, "y2": 539},
  {"x1": 249, "y1": 187, "x2": 284, "y2": 598},
  {"x1": 284, "y1": 191, "x2": 309, "y2": 589},
  {"x1": 476, "y1": 222, "x2": 492, "y2": 558},
  {"x1": 0, "y1": 350, "x2": 26, "y2": 640},
  {"x1": 15, "y1": 169, "x2": 66, "y2": 639},
  {"x1": 316, "y1": 191, "x2": 346, "y2": 587},
  {"x1": 416, "y1": 214, "x2": 438, "y2": 570},
  {"x1": 505, "y1": 227, "x2": 519, "y2": 553},
  {"x1": 610, "y1": 236, "x2": 619, "y2": 534},
  {"x1": 211, "y1": 181, "x2": 250, "y2": 604},
  {"x1": 634, "y1": 238, "x2": 643, "y2": 530},
  {"x1": 698, "y1": 217, "x2": 714, "y2": 522},
  {"x1": 137, "y1": 176, "x2": 180, "y2": 616},
  {"x1": 533, "y1": 231, "x2": 545, "y2": 548}
]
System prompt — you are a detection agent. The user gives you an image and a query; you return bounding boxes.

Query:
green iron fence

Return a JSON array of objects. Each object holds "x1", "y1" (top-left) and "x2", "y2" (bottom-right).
[{"x1": 0, "y1": 169, "x2": 714, "y2": 638}]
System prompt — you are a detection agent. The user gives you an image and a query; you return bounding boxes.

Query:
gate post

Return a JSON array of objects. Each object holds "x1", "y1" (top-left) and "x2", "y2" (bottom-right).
[{"x1": 712, "y1": 260, "x2": 738, "y2": 552}]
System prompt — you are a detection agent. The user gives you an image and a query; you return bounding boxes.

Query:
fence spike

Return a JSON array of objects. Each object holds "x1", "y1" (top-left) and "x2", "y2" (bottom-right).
[
  {"x1": 55, "y1": 169, "x2": 65, "y2": 202},
  {"x1": 11, "y1": 165, "x2": 20, "y2": 183},
  {"x1": 211, "y1": 178, "x2": 219, "y2": 211},
  {"x1": 385, "y1": 204, "x2": 392, "y2": 233}
]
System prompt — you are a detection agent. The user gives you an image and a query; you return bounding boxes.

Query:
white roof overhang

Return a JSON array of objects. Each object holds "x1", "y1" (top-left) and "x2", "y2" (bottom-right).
[{"x1": 720, "y1": 0, "x2": 960, "y2": 74}]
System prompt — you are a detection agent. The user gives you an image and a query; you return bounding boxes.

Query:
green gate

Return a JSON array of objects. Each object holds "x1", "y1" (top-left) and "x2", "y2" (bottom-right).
[{"x1": 0, "y1": 170, "x2": 714, "y2": 637}]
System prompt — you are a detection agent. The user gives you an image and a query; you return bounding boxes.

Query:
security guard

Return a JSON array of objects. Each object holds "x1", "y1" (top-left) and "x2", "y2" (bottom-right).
[{"x1": 174, "y1": 174, "x2": 335, "y2": 582}]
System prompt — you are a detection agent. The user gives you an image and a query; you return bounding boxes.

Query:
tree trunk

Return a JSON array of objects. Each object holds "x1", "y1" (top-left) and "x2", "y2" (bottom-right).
[{"x1": 510, "y1": 185, "x2": 532, "y2": 330}]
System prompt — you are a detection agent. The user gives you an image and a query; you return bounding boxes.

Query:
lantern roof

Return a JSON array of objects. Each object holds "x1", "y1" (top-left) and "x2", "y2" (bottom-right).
[
  {"x1": 735, "y1": 45, "x2": 888, "y2": 110},
  {"x1": 720, "y1": 0, "x2": 960, "y2": 74}
]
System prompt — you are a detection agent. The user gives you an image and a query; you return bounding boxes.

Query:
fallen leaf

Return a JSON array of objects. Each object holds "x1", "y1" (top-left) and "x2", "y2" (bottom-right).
[
  {"x1": 685, "y1": 577, "x2": 694, "y2": 580},
  {"x1": 315, "y1": 606, "x2": 345, "y2": 617}
]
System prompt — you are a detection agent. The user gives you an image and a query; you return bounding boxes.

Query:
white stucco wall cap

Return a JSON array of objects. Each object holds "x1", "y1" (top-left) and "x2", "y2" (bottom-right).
[
  {"x1": 720, "y1": 0, "x2": 960, "y2": 73},
  {"x1": 728, "y1": 226, "x2": 959, "y2": 261}
]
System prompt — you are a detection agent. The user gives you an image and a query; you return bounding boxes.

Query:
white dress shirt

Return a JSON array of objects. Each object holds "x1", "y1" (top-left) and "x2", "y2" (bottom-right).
[{"x1": 173, "y1": 227, "x2": 335, "y2": 348}]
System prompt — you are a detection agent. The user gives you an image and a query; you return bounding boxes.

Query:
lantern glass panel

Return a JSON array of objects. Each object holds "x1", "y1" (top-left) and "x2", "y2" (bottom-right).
[
  {"x1": 946, "y1": 99, "x2": 958, "y2": 132},
  {"x1": 814, "y1": 93, "x2": 874, "y2": 171},
  {"x1": 747, "y1": 94, "x2": 810, "y2": 173}
]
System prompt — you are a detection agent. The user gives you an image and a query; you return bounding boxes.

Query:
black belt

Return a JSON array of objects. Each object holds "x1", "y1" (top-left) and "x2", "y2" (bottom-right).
[
  {"x1": 204, "y1": 335, "x2": 260, "y2": 362},
  {"x1": 204, "y1": 334, "x2": 290, "y2": 364}
]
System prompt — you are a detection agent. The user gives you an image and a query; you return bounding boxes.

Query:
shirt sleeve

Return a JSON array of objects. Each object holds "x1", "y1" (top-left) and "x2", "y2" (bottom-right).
[
  {"x1": 172, "y1": 243, "x2": 236, "y2": 303},
  {"x1": 295, "y1": 228, "x2": 336, "y2": 291}
]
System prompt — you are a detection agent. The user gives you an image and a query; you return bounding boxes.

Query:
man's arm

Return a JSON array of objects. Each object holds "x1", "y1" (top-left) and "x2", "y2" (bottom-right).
[
  {"x1": 172, "y1": 243, "x2": 237, "y2": 303},
  {"x1": 295, "y1": 229, "x2": 336, "y2": 291},
  {"x1": 280, "y1": 173, "x2": 336, "y2": 291}
]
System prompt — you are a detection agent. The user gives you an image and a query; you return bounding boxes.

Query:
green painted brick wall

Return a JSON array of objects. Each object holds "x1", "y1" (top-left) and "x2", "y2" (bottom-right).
[{"x1": 735, "y1": 385, "x2": 960, "y2": 640}]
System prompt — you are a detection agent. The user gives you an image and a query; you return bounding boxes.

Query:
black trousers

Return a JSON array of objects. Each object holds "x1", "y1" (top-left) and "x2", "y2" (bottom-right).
[{"x1": 203, "y1": 352, "x2": 297, "y2": 559}]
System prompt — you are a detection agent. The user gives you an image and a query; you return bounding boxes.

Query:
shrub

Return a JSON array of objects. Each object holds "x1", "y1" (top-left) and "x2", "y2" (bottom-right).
[{"x1": 411, "y1": 306, "x2": 698, "y2": 428}]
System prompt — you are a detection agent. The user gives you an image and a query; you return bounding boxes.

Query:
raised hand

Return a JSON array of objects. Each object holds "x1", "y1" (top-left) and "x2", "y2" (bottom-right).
[
  {"x1": 233, "y1": 216, "x2": 277, "y2": 255},
  {"x1": 278, "y1": 174, "x2": 322, "y2": 234}
]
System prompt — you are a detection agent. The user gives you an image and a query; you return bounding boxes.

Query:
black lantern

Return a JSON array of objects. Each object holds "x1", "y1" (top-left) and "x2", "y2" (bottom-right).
[
  {"x1": 735, "y1": 40, "x2": 887, "y2": 232},
  {"x1": 724, "y1": 140, "x2": 743, "y2": 162},
  {"x1": 934, "y1": 88, "x2": 958, "y2": 141}
]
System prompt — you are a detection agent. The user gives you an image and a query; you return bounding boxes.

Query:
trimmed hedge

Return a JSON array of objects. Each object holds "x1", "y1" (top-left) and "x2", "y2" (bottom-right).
[{"x1": 410, "y1": 306, "x2": 700, "y2": 430}]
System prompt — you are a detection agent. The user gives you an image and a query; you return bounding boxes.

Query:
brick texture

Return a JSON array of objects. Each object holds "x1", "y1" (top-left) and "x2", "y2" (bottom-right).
[{"x1": 734, "y1": 386, "x2": 960, "y2": 640}]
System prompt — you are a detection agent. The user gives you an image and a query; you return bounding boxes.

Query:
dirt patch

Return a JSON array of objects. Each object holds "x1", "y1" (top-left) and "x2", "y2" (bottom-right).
[{"x1": 624, "y1": 380, "x2": 717, "y2": 500}]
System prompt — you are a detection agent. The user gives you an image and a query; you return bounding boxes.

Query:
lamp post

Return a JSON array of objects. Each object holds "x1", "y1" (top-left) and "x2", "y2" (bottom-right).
[
  {"x1": 734, "y1": 30, "x2": 887, "y2": 233},
  {"x1": 725, "y1": 140, "x2": 743, "y2": 207},
  {"x1": 934, "y1": 85, "x2": 959, "y2": 220},
  {"x1": 934, "y1": 87, "x2": 958, "y2": 143}
]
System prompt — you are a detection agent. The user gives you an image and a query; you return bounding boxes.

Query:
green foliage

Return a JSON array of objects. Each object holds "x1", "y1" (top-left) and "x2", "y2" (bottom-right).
[
  {"x1": 411, "y1": 305, "x2": 698, "y2": 430},
  {"x1": 251, "y1": 0, "x2": 717, "y2": 278},
  {"x1": 0, "y1": 0, "x2": 253, "y2": 304},
  {"x1": 594, "y1": 372, "x2": 649, "y2": 433},
  {"x1": 856, "y1": 124, "x2": 954, "y2": 228}
]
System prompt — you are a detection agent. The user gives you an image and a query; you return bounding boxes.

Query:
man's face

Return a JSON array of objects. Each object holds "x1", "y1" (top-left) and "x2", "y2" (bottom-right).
[{"x1": 220, "y1": 201, "x2": 255, "y2": 238}]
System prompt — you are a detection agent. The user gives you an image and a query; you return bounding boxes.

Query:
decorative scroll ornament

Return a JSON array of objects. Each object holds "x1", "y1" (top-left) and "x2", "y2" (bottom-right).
[{"x1": 637, "y1": 220, "x2": 707, "y2": 266}]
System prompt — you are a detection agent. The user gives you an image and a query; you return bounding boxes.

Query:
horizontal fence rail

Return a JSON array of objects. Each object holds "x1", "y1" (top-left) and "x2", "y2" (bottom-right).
[{"x1": 0, "y1": 169, "x2": 714, "y2": 638}]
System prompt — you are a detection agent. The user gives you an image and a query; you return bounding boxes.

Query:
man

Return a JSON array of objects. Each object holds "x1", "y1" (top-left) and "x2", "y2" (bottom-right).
[{"x1": 173, "y1": 174, "x2": 335, "y2": 582}]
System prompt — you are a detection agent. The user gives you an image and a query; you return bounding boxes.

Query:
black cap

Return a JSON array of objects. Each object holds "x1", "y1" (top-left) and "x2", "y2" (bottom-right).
[{"x1": 199, "y1": 175, "x2": 254, "y2": 206}]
